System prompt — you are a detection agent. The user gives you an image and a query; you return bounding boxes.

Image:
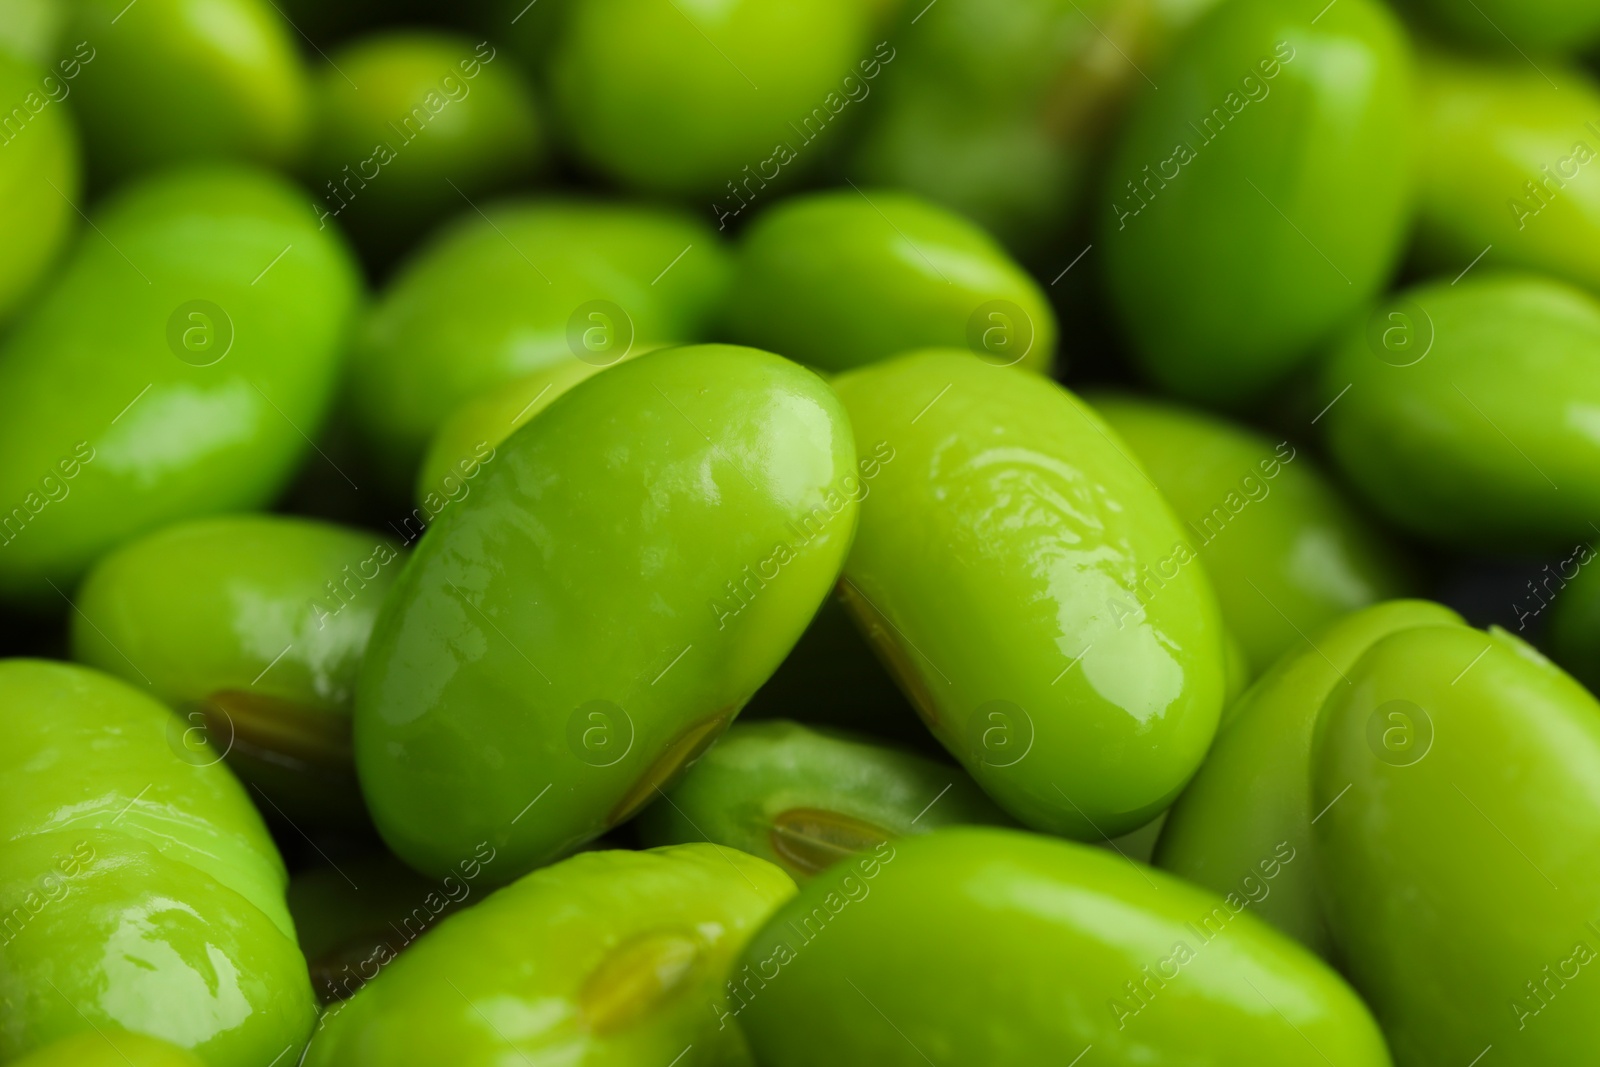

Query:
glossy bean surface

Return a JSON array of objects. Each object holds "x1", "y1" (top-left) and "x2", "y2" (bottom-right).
[
  {"x1": 356, "y1": 345, "x2": 859, "y2": 882},
  {"x1": 0, "y1": 166, "x2": 362, "y2": 602},
  {"x1": 735, "y1": 827, "x2": 1392, "y2": 1066},
  {"x1": 833, "y1": 350, "x2": 1226, "y2": 838}
]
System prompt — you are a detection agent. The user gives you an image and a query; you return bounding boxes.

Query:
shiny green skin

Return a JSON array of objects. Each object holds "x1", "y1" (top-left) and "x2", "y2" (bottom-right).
[
  {"x1": 846, "y1": 0, "x2": 1219, "y2": 254},
  {"x1": 303, "y1": 844, "x2": 795, "y2": 1067},
  {"x1": 0, "y1": 49, "x2": 79, "y2": 326},
  {"x1": 548, "y1": 0, "x2": 868, "y2": 196},
  {"x1": 1315, "y1": 624, "x2": 1600, "y2": 1065},
  {"x1": 1414, "y1": 53, "x2": 1600, "y2": 295},
  {"x1": 0, "y1": 660, "x2": 314, "y2": 1064},
  {"x1": 1322, "y1": 273, "x2": 1600, "y2": 550},
  {"x1": 1546, "y1": 546, "x2": 1600, "y2": 691},
  {"x1": 413, "y1": 351, "x2": 650, "y2": 509},
  {"x1": 348, "y1": 200, "x2": 730, "y2": 485},
  {"x1": 9, "y1": 1032, "x2": 206, "y2": 1067},
  {"x1": 65, "y1": 0, "x2": 310, "y2": 184},
  {"x1": 723, "y1": 191, "x2": 1056, "y2": 374},
  {"x1": 355, "y1": 345, "x2": 859, "y2": 882},
  {"x1": 1093, "y1": 393, "x2": 1410, "y2": 674},
  {"x1": 1401, "y1": 0, "x2": 1600, "y2": 54},
  {"x1": 309, "y1": 33, "x2": 543, "y2": 259},
  {"x1": 1101, "y1": 0, "x2": 1414, "y2": 406},
  {"x1": 736, "y1": 827, "x2": 1392, "y2": 1066},
  {"x1": 0, "y1": 167, "x2": 361, "y2": 603},
  {"x1": 70, "y1": 516, "x2": 402, "y2": 827},
  {"x1": 636, "y1": 720, "x2": 1014, "y2": 877},
  {"x1": 1155, "y1": 600, "x2": 1464, "y2": 956},
  {"x1": 833, "y1": 350, "x2": 1226, "y2": 838}
]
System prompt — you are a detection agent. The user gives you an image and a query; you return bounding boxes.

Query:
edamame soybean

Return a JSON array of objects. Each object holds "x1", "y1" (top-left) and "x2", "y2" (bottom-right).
[
  {"x1": 0, "y1": 166, "x2": 362, "y2": 603},
  {"x1": 832, "y1": 350, "x2": 1226, "y2": 838},
  {"x1": 347, "y1": 200, "x2": 729, "y2": 486},
  {"x1": 355, "y1": 345, "x2": 859, "y2": 882},
  {"x1": 1413, "y1": 53, "x2": 1600, "y2": 295},
  {"x1": 302, "y1": 844, "x2": 794, "y2": 1066},
  {"x1": 65, "y1": 0, "x2": 310, "y2": 183},
  {"x1": 1321, "y1": 273, "x2": 1600, "y2": 549},
  {"x1": 0, "y1": 660, "x2": 314, "y2": 1065},
  {"x1": 548, "y1": 0, "x2": 869, "y2": 196},
  {"x1": 637, "y1": 720, "x2": 1015, "y2": 877},
  {"x1": 1092, "y1": 392, "x2": 1411, "y2": 673},
  {"x1": 0, "y1": 47, "x2": 79, "y2": 326},
  {"x1": 70, "y1": 516, "x2": 403, "y2": 827},
  {"x1": 1315, "y1": 624, "x2": 1600, "y2": 1064},
  {"x1": 847, "y1": 0, "x2": 1220, "y2": 254},
  {"x1": 308, "y1": 32, "x2": 543, "y2": 260},
  {"x1": 723, "y1": 190, "x2": 1056, "y2": 374},
  {"x1": 1101, "y1": 0, "x2": 1413, "y2": 406},
  {"x1": 1155, "y1": 599, "x2": 1465, "y2": 955},
  {"x1": 413, "y1": 349, "x2": 649, "y2": 509},
  {"x1": 735, "y1": 827, "x2": 1392, "y2": 1066}
]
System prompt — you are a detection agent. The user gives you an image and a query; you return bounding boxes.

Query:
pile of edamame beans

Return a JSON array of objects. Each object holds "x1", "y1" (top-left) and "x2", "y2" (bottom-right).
[{"x1": 3, "y1": 0, "x2": 1600, "y2": 1063}]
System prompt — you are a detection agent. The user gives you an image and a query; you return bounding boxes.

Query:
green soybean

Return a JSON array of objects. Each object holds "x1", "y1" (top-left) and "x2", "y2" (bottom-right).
[
  {"x1": 734, "y1": 827, "x2": 1392, "y2": 1066},
  {"x1": 65, "y1": 0, "x2": 310, "y2": 184},
  {"x1": 1315, "y1": 623, "x2": 1600, "y2": 1064},
  {"x1": 1092, "y1": 392, "x2": 1411, "y2": 673},
  {"x1": 347, "y1": 200, "x2": 730, "y2": 486},
  {"x1": 846, "y1": 0, "x2": 1219, "y2": 254},
  {"x1": 723, "y1": 190, "x2": 1055, "y2": 374},
  {"x1": 1100, "y1": 0, "x2": 1414, "y2": 406},
  {"x1": 1155, "y1": 599, "x2": 1465, "y2": 956},
  {"x1": 0, "y1": 659, "x2": 314, "y2": 1064},
  {"x1": 1413, "y1": 52, "x2": 1600, "y2": 296},
  {"x1": 355, "y1": 345, "x2": 860, "y2": 882},
  {"x1": 302, "y1": 844, "x2": 794, "y2": 1066},
  {"x1": 9, "y1": 1032, "x2": 206, "y2": 1067},
  {"x1": 548, "y1": 0, "x2": 870, "y2": 196},
  {"x1": 637, "y1": 720, "x2": 1014, "y2": 877},
  {"x1": 0, "y1": 47, "x2": 80, "y2": 326},
  {"x1": 1321, "y1": 273, "x2": 1600, "y2": 549},
  {"x1": 413, "y1": 349, "x2": 651, "y2": 509},
  {"x1": 71, "y1": 515, "x2": 403, "y2": 827},
  {"x1": 308, "y1": 33, "x2": 543, "y2": 260},
  {"x1": 832, "y1": 350, "x2": 1226, "y2": 839},
  {"x1": 0, "y1": 166, "x2": 362, "y2": 603}
]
